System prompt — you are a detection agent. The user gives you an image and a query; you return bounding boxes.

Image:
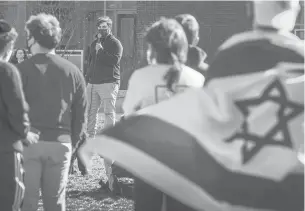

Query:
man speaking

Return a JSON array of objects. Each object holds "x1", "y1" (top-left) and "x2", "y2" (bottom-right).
[{"x1": 85, "y1": 16, "x2": 123, "y2": 192}]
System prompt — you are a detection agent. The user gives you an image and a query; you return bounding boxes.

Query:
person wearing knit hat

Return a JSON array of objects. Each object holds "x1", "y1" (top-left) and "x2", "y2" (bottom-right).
[{"x1": 0, "y1": 19, "x2": 39, "y2": 211}]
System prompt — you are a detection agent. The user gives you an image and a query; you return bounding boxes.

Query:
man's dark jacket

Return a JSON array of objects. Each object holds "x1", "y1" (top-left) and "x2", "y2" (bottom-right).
[{"x1": 85, "y1": 34, "x2": 123, "y2": 84}]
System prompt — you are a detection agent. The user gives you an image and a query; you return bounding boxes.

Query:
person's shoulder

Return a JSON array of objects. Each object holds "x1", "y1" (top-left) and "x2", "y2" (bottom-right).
[
  {"x1": 49, "y1": 54, "x2": 83, "y2": 75},
  {"x1": 128, "y1": 66, "x2": 146, "y2": 83},
  {"x1": 181, "y1": 65, "x2": 205, "y2": 85},
  {"x1": 52, "y1": 54, "x2": 79, "y2": 69},
  {"x1": 133, "y1": 64, "x2": 170, "y2": 77},
  {"x1": 127, "y1": 65, "x2": 162, "y2": 87},
  {"x1": 0, "y1": 61, "x2": 20, "y2": 77},
  {"x1": 183, "y1": 65, "x2": 205, "y2": 78},
  {"x1": 0, "y1": 60, "x2": 17, "y2": 71},
  {"x1": 109, "y1": 34, "x2": 122, "y2": 45},
  {"x1": 91, "y1": 39, "x2": 98, "y2": 46}
]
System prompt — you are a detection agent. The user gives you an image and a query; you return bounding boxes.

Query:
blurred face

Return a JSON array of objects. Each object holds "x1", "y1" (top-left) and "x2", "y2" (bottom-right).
[
  {"x1": 97, "y1": 22, "x2": 110, "y2": 37},
  {"x1": 16, "y1": 50, "x2": 25, "y2": 60}
]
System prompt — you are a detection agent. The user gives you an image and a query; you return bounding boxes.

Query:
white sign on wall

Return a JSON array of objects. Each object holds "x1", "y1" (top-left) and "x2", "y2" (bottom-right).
[{"x1": 56, "y1": 50, "x2": 84, "y2": 71}]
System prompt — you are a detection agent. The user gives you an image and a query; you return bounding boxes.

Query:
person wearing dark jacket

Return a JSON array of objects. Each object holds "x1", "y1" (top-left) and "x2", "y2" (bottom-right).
[
  {"x1": 85, "y1": 16, "x2": 123, "y2": 135},
  {"x1": 175, "y1": 14, "x2": 209, "y2": 77},
  {"x1": 84, "y1": 16, "x2": 123, "y2": 192},
  {"x1": 17, "y1": 13, "x2": 87, "y2": 211},
  {"x1": 0, "y1": 19, "x2": 39, "y2": 211}
]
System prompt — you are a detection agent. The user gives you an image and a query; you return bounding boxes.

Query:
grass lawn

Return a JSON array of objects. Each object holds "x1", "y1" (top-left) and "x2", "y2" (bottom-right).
[
  {"x1": 37, "y1": 112, "x2": 134, "y2": 210},
  {"x1": 37, "y1": 155, "x2": 134, "y2": 211}
]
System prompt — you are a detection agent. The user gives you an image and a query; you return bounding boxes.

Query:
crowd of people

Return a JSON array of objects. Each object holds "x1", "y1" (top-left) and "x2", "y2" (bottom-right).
[{"x1": 0, "y1": 1, "x2": 304, "y2": 211}]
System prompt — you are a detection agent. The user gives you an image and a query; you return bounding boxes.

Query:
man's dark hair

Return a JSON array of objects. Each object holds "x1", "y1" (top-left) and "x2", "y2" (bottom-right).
[
  {"x1": 175, "y1": 14, "x2": 199, "y2": 46},
  {"x1": 25, "y1": 13, "x2": 62, "y2": 49},
  {"x1": 96, "y1": 16, "x2": 113, "y2": 29},
  {"x1": 0, "y1": 20, "x2": 18, "y2": 56}
]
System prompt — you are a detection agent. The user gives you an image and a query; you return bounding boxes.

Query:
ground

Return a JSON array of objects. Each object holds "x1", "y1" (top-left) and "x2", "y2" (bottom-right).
[
  {"x1": 38, "y1": 155, "x2": 134, "y2": 211},
  {"x1": 37, "y1": 113, "x2": 134, "y2": 211}
]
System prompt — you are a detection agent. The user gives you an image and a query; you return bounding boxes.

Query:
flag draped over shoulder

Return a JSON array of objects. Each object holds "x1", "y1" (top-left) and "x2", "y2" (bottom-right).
[
  {"x1": 79, "y1": 30, "x2": 304, "y2": 211},
  {"x1": 80, "y1": 64, "x2": 304, "y2": 211}
]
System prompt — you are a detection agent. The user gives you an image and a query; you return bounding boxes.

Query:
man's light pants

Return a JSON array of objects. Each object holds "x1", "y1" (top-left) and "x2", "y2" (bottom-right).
[
  {"x1": 86, "y1": 82, "x2": 119, "y2": 190},
  {"x1": 22, "y1": 142, "x2": 72, "y2": 211}
]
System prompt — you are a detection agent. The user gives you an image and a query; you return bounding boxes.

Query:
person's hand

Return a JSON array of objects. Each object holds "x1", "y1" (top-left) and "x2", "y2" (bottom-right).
[
  {"x1": 95, "y1": 43, "x2": 103, "y2": 52},
  {"x1": 23, "y1": 131, "x2": 39, "y2": 146}
]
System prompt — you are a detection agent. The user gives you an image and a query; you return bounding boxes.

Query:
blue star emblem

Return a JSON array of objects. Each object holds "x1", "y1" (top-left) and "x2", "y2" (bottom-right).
[{"x1": 225, "y1": 79, "x2": 304, "y2": 164}]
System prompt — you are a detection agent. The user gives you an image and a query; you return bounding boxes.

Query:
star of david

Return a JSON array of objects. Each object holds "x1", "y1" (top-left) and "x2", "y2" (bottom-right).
[{"x1": 225, "y1": 79, "x2": 304, "y2": 164}]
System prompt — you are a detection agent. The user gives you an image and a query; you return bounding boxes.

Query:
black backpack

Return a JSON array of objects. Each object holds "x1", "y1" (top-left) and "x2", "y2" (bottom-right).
[{"x1": 111, "y1": 163, "x2": 134, "y2": 198}]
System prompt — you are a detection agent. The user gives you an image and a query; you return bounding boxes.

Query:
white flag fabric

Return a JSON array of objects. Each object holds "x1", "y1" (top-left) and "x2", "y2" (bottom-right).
[{"x1": 79, "y1": 62, "x2": 304, "y2": 211}]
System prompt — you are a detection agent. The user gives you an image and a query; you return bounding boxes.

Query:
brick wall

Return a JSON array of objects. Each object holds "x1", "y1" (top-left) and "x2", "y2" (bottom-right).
[
  {"x1": 135, "y1": 1, "x2": 159, "y2": 67},
  {"x1": 136, "y1": 1, "x2": 252, "y2": 65}
]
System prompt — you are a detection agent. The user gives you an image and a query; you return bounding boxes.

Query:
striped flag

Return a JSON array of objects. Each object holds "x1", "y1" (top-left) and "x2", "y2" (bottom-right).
[{"x1": 79, "y1": 61, "x2": 304, "y2": 211}]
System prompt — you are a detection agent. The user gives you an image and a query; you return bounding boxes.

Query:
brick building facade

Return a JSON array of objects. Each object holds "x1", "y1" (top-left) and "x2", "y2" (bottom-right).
[
  {"x1": 0, "y1": 1, "x2": 303, "y2": 89},
  {"x1": 136, "y1": 1, "x2": 251, "y2": 64}
]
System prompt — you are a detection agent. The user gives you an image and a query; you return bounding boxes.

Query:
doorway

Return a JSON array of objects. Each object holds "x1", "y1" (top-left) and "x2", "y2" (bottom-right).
[{"x1": 117, "y1": 13, "x2": 136, "y2": 90}]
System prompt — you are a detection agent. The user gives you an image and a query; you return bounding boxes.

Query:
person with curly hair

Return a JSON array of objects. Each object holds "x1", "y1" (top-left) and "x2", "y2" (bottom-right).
[{"x1": 17, "y1": 13, "x2": 87, "y2": 211}]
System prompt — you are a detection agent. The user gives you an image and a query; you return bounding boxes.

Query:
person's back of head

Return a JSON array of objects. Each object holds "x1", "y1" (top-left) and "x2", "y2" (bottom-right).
[
  {"x1": 253, "y1": 0, "x2": 300, "y2": 32},
  {"x1": 0, "y1": 20, "x2": 18, "y2": 61},
  {"x1": 25, "y1": 13, "x2": 62, "y2": 55},
  {"x1": 145, "y1": 17, "x2": 188, "y2": 65},
  {"x1": 175, "y1": 14, "x2": 200, "y2": 46},
  {"x1": 145, "y1": 17, "x2": 189, "y2": 92}
]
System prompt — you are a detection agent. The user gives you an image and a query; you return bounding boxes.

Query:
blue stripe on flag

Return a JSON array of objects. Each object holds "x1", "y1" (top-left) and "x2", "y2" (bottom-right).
[{"x1": 104, "y1": 115, "x2": 304, "y2": 211}]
